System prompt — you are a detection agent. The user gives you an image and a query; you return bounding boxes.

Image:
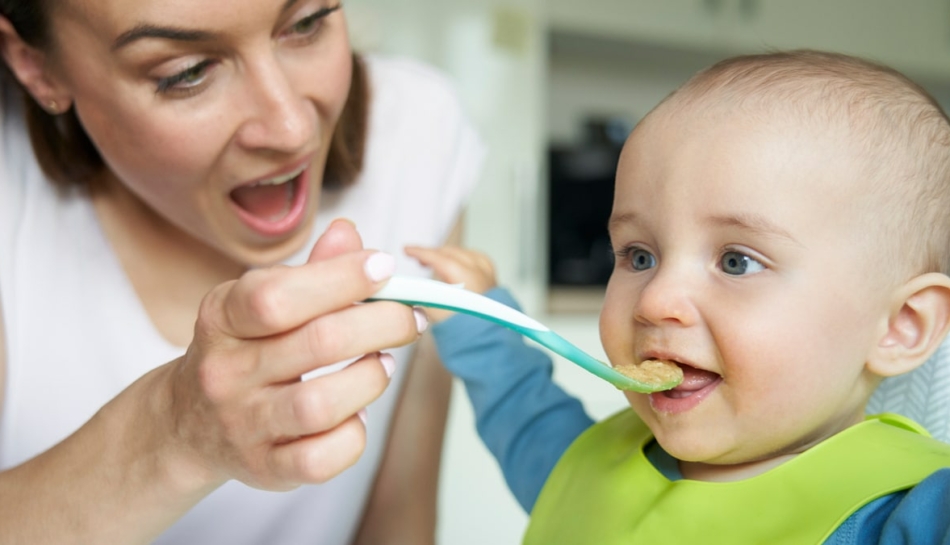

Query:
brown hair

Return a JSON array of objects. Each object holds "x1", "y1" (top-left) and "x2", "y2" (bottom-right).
[
  {"x1": 652, "y1": 50, "x2": 950, "y2": 277},
  {"x1": 0, "y1": 1, "x2": 370, "y2": 190}
]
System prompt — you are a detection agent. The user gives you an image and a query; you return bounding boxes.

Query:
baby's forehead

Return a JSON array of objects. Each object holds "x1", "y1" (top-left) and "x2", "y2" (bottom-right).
[
  {"x1": 633, "y1": 71, "x2": 925, "y2": 180},
  {"x1": 615, "y1": 91, "x2": 889, "y2": 225},
  {"x1": 653, "y1": 81, "x2": 850, "y2": 133},
  {"x1": 654, "y1": 59, "x2": 942, "y2": 145},
  {"x1": 622, "y1": 101, "x2": 865, "y2": 194},
  {"x1": 631, "y1": 88, "x2": 856, "y2": 163}
]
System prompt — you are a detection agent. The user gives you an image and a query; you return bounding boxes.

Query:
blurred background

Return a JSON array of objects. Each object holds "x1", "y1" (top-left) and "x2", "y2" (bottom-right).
[{"x1": 345, "y1": 1, "x2": 950, "y2": 542}]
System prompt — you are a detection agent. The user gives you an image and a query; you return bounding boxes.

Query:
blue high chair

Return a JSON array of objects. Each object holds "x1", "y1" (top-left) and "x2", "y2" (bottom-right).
[{"x1": 868, "y1": 335, "x2": 950, "y2": 442}]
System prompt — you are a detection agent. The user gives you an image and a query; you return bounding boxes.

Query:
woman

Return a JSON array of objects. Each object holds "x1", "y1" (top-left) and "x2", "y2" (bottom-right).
[{"x1": 0, "y1": 0, "x2": 483, "y2": 543}]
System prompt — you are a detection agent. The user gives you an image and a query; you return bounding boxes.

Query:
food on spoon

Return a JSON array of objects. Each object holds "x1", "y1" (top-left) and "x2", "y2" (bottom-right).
[{"x1": 613, "y1": 359, "x2": 683, "y2": 389}]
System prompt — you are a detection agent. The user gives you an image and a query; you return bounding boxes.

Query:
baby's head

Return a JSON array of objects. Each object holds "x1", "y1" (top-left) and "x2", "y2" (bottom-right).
[{"x1": 600, "y1": 50, "x2": 950, "y2": 479}]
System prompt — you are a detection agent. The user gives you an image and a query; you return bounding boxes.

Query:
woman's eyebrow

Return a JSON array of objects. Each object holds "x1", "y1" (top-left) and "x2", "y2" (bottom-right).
[
  {"x1": 111, "y1": 0, "x2": 305, "y2": 51},
  {"x1": 112, "y1": 25, "x2": 216, "y2": 51}
]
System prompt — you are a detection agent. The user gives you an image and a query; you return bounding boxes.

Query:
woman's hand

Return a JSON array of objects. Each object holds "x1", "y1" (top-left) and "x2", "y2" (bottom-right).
[
  {"x1": 0, "y1": 219, "x2": 430, "y2": 545},
  {"x1": 166, "y1": 219, "x2": 428, "y2": 490},
  {"x1": 404, "y1": 245, "x2": 498, "y2": 323}
]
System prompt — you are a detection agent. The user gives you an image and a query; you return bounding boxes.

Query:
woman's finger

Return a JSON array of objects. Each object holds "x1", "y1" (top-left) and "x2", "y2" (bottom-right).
[
  {"x1": 201, "y1": 250, "x2": 396, "y2": 340},
  {"x1": 254, "y1": 301, "x2": 424, "y2": 382},
  {"x1": 266, "y1": 414, "x2": 368, "y2": 485},
  {"x1": 266, "y1": 353, "x2": 394, "y2": 440},
  {"x1": 308, "y1": 218, "x2": 364, "y2": 262}
]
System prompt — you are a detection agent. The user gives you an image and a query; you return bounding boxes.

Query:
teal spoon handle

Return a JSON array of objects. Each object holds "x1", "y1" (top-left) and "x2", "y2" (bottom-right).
[{"x1": 368, "y1": 276, "x2": 681, "y2": 393}]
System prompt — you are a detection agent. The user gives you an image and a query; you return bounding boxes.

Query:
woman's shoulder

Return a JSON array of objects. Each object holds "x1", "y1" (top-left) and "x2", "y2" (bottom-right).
[{"x1": 363, "y1": 54, "x2": 461, "y2": 100}]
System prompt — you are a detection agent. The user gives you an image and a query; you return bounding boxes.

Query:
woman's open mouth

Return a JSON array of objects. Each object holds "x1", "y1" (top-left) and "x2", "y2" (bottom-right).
[{"x1": 229, "y1": 162, "x2": 310, "y2": 237}]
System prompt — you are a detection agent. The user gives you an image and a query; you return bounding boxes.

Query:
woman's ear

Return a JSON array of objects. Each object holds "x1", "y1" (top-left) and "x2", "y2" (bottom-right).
[
  {"x1": 0, "y1": 15, "x2": 71, "y2": 114},
  {"x1": 867, "y1": 272, "x2": 950, "y2": 377}
]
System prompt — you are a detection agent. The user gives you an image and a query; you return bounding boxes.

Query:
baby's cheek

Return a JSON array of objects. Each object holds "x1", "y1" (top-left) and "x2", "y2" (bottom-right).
[{"x1": 598, "y1": 309, "x2": 629, "y2": 360}]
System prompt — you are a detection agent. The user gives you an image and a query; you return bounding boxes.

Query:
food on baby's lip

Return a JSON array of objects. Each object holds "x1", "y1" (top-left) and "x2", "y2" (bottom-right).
[{"x1": 613, "y1": 359, "x2": 683, "y2": 389}]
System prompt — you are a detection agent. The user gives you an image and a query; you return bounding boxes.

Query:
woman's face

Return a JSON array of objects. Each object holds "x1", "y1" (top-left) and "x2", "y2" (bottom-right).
[{"x1": 46, "y1": 0, "x2": 353, "y2": 265}]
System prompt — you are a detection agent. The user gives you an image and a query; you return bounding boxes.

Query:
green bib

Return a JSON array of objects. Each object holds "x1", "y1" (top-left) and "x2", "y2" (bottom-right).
[{"x1": 525, "y1": 411, "x2": 950, "y2": 545}]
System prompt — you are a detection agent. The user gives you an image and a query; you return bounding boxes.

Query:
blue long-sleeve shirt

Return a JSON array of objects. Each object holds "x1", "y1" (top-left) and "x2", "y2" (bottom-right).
[{"x1": 432, "y1": 287, "x2": 950, "y2": 544}]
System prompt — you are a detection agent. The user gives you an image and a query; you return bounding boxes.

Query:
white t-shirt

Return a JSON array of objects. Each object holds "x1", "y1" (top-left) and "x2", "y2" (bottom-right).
[{"x1": 0, "y1": 55, "x2": 484, "y2": 544}]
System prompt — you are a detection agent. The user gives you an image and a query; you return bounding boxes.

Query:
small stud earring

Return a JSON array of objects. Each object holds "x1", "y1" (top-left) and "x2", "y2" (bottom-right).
[{"x1": 47, "y1": 100, "x2": 58, "y2": 113}]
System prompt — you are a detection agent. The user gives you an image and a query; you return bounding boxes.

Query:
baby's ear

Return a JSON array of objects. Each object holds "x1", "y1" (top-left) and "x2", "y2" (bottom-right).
[{"x1": 867, "y1": 273, "x2": 950, "y2": 377}]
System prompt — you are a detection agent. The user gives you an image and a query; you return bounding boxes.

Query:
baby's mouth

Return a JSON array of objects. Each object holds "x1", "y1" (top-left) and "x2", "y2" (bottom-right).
[
  {"x1": 662, "y1": 363, "x2": 722, "y2": 399},
  {"x1": 230, "y1": 166, "x2": 305, "y2": 222}
]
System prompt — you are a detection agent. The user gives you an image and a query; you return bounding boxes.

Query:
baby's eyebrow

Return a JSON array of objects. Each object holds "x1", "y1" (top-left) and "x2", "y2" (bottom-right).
[
  {"x1": 708, "y1": 213, "x2": 802, "y2": 246},
  {"x1": 608, "y1": 211, "x2": 802, "y2": 247},
  {"x1": 607, "y1": 212, "x2": 642, "y2": 231}
]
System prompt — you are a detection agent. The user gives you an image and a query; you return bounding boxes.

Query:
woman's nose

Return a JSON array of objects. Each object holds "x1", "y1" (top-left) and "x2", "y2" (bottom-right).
[
  {"x1": 235, "y1": 60, "x2": 314, "y2": 153},
  {"x1": 633, "y1": 265, "x2": 700, "y2": 327}
]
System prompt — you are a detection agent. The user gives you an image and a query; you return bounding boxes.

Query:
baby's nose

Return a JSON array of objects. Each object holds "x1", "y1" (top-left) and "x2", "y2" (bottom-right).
[{"x1": 633, "y1": 268, "x2": 700, "y2": 327}]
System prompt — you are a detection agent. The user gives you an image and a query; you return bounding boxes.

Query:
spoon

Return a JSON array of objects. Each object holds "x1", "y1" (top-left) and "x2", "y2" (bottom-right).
[{"x1": 369, "y1": 275, "x2": 683, "y2": 393}]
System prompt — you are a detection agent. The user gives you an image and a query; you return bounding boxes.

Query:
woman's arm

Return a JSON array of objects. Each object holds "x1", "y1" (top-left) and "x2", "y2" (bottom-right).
[
  {"x1": 352, "y1": 220, "x2": 465, "y2": 545},
  {"x1": 1, "y1": 290, "x2": 6, "y2": 440},
  {"x1": 353, "y1": 331, "x2": 452, "y2": 545},
  {"x1": 0, "y1": 362, "x2": 221, "y2": 544}
]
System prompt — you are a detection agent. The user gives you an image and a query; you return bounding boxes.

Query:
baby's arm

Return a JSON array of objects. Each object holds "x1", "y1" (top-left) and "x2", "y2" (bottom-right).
[{"x1": 405, "y1": 246, "x2": 595, "y2": 512}]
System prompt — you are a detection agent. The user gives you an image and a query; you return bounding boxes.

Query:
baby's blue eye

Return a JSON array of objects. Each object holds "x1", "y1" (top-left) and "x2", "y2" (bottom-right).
[
  {"x1": 630, "y1": 249, "x2": 657, "y2": 271},
  {"x1": 721, "y1": 251, "x2": 765, "y2": 276}
]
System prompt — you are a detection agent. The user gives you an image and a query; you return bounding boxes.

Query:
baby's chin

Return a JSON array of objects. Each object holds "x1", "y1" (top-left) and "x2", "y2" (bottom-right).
[
  {"x1": 679, "y1": 454, "x2": 798, "y2": 482},
  {"x1": 655, "y1": 432, "x2": 821, "y2": 482}
]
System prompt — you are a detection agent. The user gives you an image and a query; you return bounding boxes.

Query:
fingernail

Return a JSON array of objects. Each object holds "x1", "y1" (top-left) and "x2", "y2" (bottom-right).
[
  {"x1": 357, "y1": 409, "x2": 368, "y2": 426},
  {"x1": 380, "y1": 352, "x2": 396, "y2": 378},
  {"x1": 413, "y1": 307, "x2": 429, "y2": 334},
  {"x1": 364, "y1": 252, "x2": 395, "y2": 283}
]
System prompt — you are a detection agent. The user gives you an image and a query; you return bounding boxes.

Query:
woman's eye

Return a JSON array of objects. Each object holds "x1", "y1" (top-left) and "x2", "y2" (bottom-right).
[
  {"x1": 720, "y1": 251, "x2": 765, "y2": 276},
  {"x1": 290, "y1": 13, "x2": 322, "y2": 36},
  {"x1": 156, "y1": 60, "x2": 214, "y2": 95},
  {"x1": 628, "y1": 249, "x2": 657, "y2": 271},
  {"x1": 284, "y1": 4, "x2": 341, "y2": 41}
]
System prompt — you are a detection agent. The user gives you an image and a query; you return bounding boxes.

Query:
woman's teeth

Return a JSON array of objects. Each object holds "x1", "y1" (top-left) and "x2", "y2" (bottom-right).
[{"x1": 255, "y1": 164, "x2": 307, "y2": 186}]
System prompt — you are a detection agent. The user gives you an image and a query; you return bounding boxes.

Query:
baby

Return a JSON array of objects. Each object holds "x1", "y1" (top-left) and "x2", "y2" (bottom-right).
[{"x1": 406, "y1": 50, "x2": 950, "y2": 543}]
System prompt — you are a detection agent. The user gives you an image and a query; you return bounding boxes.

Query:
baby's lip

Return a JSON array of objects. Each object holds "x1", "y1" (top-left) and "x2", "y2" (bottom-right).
[{"x1": 639, "y1": 350, "x2": 692, "y2": 370}]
